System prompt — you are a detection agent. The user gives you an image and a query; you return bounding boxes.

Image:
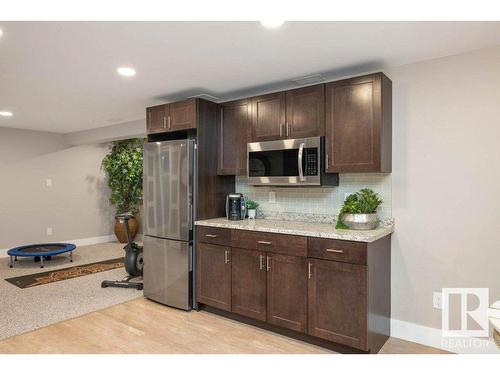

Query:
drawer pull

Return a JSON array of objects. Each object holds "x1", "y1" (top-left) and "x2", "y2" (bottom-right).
[
  {"x1": 205, "y1": 234, "x2": 218, "y2": 238},
  {"x1": 326, "y1": 248, "x2": 344, "y2": 253},
  {"x1": 258, "y1": 241, "x2": 272, "y2": 245}
]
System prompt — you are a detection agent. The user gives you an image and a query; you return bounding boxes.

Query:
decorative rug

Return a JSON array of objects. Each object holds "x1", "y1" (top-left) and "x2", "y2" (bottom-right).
[{"x1": 5, "y1": 257, "x2": 124, "y2": 289}]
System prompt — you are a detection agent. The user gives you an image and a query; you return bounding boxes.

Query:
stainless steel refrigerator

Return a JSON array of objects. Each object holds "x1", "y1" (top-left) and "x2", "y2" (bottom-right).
[{"x1": 143, "y1": 139, "x2": 195, "y2": 310}]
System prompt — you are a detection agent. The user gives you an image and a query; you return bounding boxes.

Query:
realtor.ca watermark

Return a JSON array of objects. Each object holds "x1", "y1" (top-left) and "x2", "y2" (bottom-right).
[{"x1": 440, "y1": 288, "x2": 492, "y2": 349}]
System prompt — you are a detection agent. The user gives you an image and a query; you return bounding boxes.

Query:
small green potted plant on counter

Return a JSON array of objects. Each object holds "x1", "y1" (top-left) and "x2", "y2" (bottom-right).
[
  {"x1": 336, "y1": 188, "x2": 383, "y2": 230},
  {"x1": 246, "y1": 200, "x2": 259, "y2": 219}
]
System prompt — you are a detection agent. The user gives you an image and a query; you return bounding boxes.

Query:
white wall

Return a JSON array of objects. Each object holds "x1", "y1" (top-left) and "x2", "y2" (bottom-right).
[
  {"x1": 387, "y1": 45, "x2": 500, "y2": 330},
  {"x1": 0, "y1": 127, "x2": 114, "y2": 249}
]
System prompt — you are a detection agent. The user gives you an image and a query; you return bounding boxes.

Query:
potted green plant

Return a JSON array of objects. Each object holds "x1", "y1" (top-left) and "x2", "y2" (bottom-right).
[
  {"x1": 336, "y1": 188, "x2": 383, "y2": 230},
  {"x1": 101, "y1": 138, "x2": 145, "y2": 243},
  {"x1": 246, "y1": 200, "x2": 259, "y2": 219}
]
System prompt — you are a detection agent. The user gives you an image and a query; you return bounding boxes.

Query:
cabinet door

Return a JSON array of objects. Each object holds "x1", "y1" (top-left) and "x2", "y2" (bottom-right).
[
  {"x1": 308, "y1": 258, "x2": 367, "y2": 350},
  {"x1": 196, "y1": 242, "x2": 231, "y2": 311},
  {"x1": 267, "y1": 254, "x2": 308, "y2": 333},
  {"x1": 251, "y1": 92, "x2": 286, "y2": 141},
  {"x1": 146, "y1": 104, "x2": 168, "y2": 134},
  {"x1": 217, "y1": 99, "x2": 250, "y2": 175},
  {"x1": 286, "y1": 84, "x2": 324, "y2": 138},
  {"x1": 231, "y1": 247, "x2": 267, "y2": 321},
  {"x1": 169, "y1": 98, "x2": 197, "y2": 131},
  {"x1": 325, "y1": 73, "x2": 389, "y2": 173}
]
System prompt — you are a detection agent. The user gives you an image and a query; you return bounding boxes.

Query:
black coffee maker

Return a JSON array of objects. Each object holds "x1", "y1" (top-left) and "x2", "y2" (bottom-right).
[{"x1": 226, "y1": 193, "x2": 247, "y2": 221}]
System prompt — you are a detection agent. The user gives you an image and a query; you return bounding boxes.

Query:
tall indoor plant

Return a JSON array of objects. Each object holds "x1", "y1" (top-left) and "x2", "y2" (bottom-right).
[{"x1": 102, "y1": 138, "x2": 145, "y2": 242}]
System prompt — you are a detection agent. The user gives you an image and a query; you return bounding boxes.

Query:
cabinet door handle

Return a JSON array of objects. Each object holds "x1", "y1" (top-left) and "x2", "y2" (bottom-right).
[
  {"x1": 326, "y1": 154, "x2": 329, "y2": 169},
  {"x1": 163, "y1": 116, "x2": 167, "y2": 128},
  {"x1": 259, "y1": 255, "x2": 265, "y2": 270},
  {"x1": 279, "y1": 123, "x2": 283, "y2": 137},
  {"x1": 266, "y1": 256, "x2": 271, "y2": 271},
  {"x1": 224, "y1": 250, "x2": 230, "y2": 264},
  {"x1": 168, "y1": 115, "x2": 171, "y2": 129},
  {"x1": 205, "y1": 234, "x2": 217, "y2": 238},
  {"x1": 148, "y1": 112, "x2": 152, "y2": 130},
  {"x1": 286, "y1": 122, "x2": 290, "y2": 137},
  {"x1": 258, "y1": 241, "x2": 272, "y2": 245},
  {"x1": 326, "y1": 248, "x2": 344, "y2": 253},
  {"x1": 308, "y1": 262, "x2": 313, "y2": 279}
]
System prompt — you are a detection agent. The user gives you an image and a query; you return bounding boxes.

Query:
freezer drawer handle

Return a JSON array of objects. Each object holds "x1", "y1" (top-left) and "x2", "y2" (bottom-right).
[
  {"x1": 224, "y1": 250, "x2": 230, "y2": 264},
  {"x1": 325, "y1": 248, "x2": 344, "y2": 253},
  {"x1": 205, "y1": 234, "x2": 218, "y2": 238}
]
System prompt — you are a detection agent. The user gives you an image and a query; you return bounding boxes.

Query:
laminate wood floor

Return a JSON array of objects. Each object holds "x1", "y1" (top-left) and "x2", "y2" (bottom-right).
[{"x1": 0, "y1": 298, "x2": 448, "y2": 354}]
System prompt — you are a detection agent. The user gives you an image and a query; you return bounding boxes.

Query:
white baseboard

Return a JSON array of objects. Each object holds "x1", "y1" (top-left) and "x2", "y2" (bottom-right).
[
  {"x1": 391, "y1": 318, "x2": 500, "y2": 354},
  {"x1": 0, "y1": 234, "x2": 116, "y2": 258}
]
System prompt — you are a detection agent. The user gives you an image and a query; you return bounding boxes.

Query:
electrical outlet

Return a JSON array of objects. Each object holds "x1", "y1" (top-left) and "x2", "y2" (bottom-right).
[
  {"x1": 46, "y1": 179, "x2": 52, "y2": 187},
  {"x1": 46, "y1": 227, "x2": 53, "y2": 236},
  {"x1": 433, "y1": 291, "x2": 442, "y2": 309},
  {"x1": 269, "y1": 191, "x2": 276, "y2": 203}
]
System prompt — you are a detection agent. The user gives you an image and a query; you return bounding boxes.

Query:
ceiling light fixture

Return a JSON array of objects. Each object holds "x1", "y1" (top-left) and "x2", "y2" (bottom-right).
[
  {"x1": 260, "y1": 20, "x2": 285, "y2": 28},
  {"x1": 0, "y1": 111, "x2": 13, "y2": 117},
  {"x1": 117, "y1": 66, "x2": 136, "y2": 77}
]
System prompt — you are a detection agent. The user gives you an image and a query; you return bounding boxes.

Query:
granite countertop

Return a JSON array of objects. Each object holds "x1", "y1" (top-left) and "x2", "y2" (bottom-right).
[{"x1": 195, "y1": 217, "x2": 394, "y2": 243}]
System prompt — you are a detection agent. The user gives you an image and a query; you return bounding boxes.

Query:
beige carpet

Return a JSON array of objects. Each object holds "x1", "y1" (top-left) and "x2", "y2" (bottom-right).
[{"x1": 0, "y1": 242, "x2": 142, "y2": 340}]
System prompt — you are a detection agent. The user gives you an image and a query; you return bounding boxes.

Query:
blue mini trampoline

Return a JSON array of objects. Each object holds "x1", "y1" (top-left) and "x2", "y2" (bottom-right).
[{"x1": 7, "y1": 243, "x2": 76, "y2": 268}]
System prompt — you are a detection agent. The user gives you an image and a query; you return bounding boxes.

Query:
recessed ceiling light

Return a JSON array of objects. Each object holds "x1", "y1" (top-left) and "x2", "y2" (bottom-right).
[
  {"x1": 0, "y1": 111, "x2": 13, "y2": 117},
  {"x1": 260, "y1": 20, "x2": 284, "y2": 28},
  {"x1": 117, "y1": 67, "x2": 136, "y2": 77}
]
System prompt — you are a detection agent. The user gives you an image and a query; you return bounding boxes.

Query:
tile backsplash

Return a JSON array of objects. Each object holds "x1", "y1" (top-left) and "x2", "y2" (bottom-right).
[{"x1": 236, "y1": 173, "x2": 392, "y2": 223}]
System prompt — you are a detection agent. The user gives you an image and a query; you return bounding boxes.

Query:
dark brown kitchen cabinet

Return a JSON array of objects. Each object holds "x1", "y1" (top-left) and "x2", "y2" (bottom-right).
[
  {"x1": 146, "y1": 104, "x2": 168, "y2": 134},
  {"x1": 267, "y1": 254, "x2": 308, "y2": 333},
  {"x1": 196, "y1": 242, "x2": 231, "y2": 311},
  {"x1": 325, "y1": 73, "x2": 392, "y2": 173},
  {"x1": 217, "y1": 99, "x2": 251, "y2": 175},
  {"x1": 285, "y1": 84, "x2": 324, "y2": 138},
  {"x1": 146, "y1": 98, "x2": 197, "y2": 134},
  {"x1": 251, "y1": 92, "x2": 286, "y2": 141},
  {"x1": 231, "y1": 247, "x2": 267, "y2": 321},
  {"x1": 169, "y1": 98, "x2": 197, "y2": 131},
  {"x1": 308, "y1": 258, "x2": 367, "y2": 350}
]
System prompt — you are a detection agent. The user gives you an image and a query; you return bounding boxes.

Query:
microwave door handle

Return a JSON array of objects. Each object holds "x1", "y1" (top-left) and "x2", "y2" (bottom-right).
[{"x1": 298, "y1": 143, "x2": 305, "y2": 182}]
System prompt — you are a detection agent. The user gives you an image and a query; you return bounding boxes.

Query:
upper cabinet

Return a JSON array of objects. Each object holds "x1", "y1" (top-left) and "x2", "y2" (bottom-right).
[
  {"x1": 325, "y1": 73, "x2": 392, "y2": 173},
  {"x1": 146, "y1": 104, "x2": 168, "y2": 134},
  {"x1": 170, "y1": 98, "x2": 197, "y2": 131},
  {"x1": 285, "y1": 84, "x2": 324, "y2": 138},
  {"x1": 251, "y1": 92, "x2": 286, "y2": 141},
  {"x1": 217, "y1": 99, "x2": 251, "y2": 176},
  {"x1": 250, "y1": 85, "x2": 324, "y2": 142},
  {"x1": 146, "y1": 98, "x2": 197, "y2": 134}
]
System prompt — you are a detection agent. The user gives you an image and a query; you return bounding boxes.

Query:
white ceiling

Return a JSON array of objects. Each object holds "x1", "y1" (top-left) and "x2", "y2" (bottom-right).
[{"x1": 1, "y1": 21, "x2": 500, "y2": 134}]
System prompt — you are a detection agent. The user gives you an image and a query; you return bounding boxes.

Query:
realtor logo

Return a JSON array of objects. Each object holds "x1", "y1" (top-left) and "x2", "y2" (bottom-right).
[{"x1": 442, "y1": 288, "x2": 489, "y2": 337}]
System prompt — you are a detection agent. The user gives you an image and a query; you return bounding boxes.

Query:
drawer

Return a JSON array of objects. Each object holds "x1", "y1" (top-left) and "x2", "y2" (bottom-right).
[
  {"x1": 307, "y1": 238, "x2": 367, "y2": 265},
  {"x1": 196, "y1": 226, "x2": 231, "y2": 246},
  {"x1": 231, "y1": 229, "x2": 307, "y2": 257}
]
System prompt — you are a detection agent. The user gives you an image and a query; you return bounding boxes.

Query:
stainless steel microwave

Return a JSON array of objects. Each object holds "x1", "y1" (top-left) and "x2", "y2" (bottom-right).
[{"x1": 247, "y1": 136, "x2": 339, "y2": 186}]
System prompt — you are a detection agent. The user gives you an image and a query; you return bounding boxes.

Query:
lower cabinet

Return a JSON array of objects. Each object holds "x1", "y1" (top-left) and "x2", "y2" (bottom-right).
[
  {"x1": 267, "y1": 254, "x2": 308, "y2": 333},
  {"x1": 231, "y1": 247, "x2": 267, "y2": 321},
  {"x1": 196, "y1": 227, "x2": 390, "y2": 353},
  {"x1": 196, "y1": 242, "x2": 231, "y2": 311},
  {"x1": 307, "y1": 258, "x2": 367, "y2": 350}
]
